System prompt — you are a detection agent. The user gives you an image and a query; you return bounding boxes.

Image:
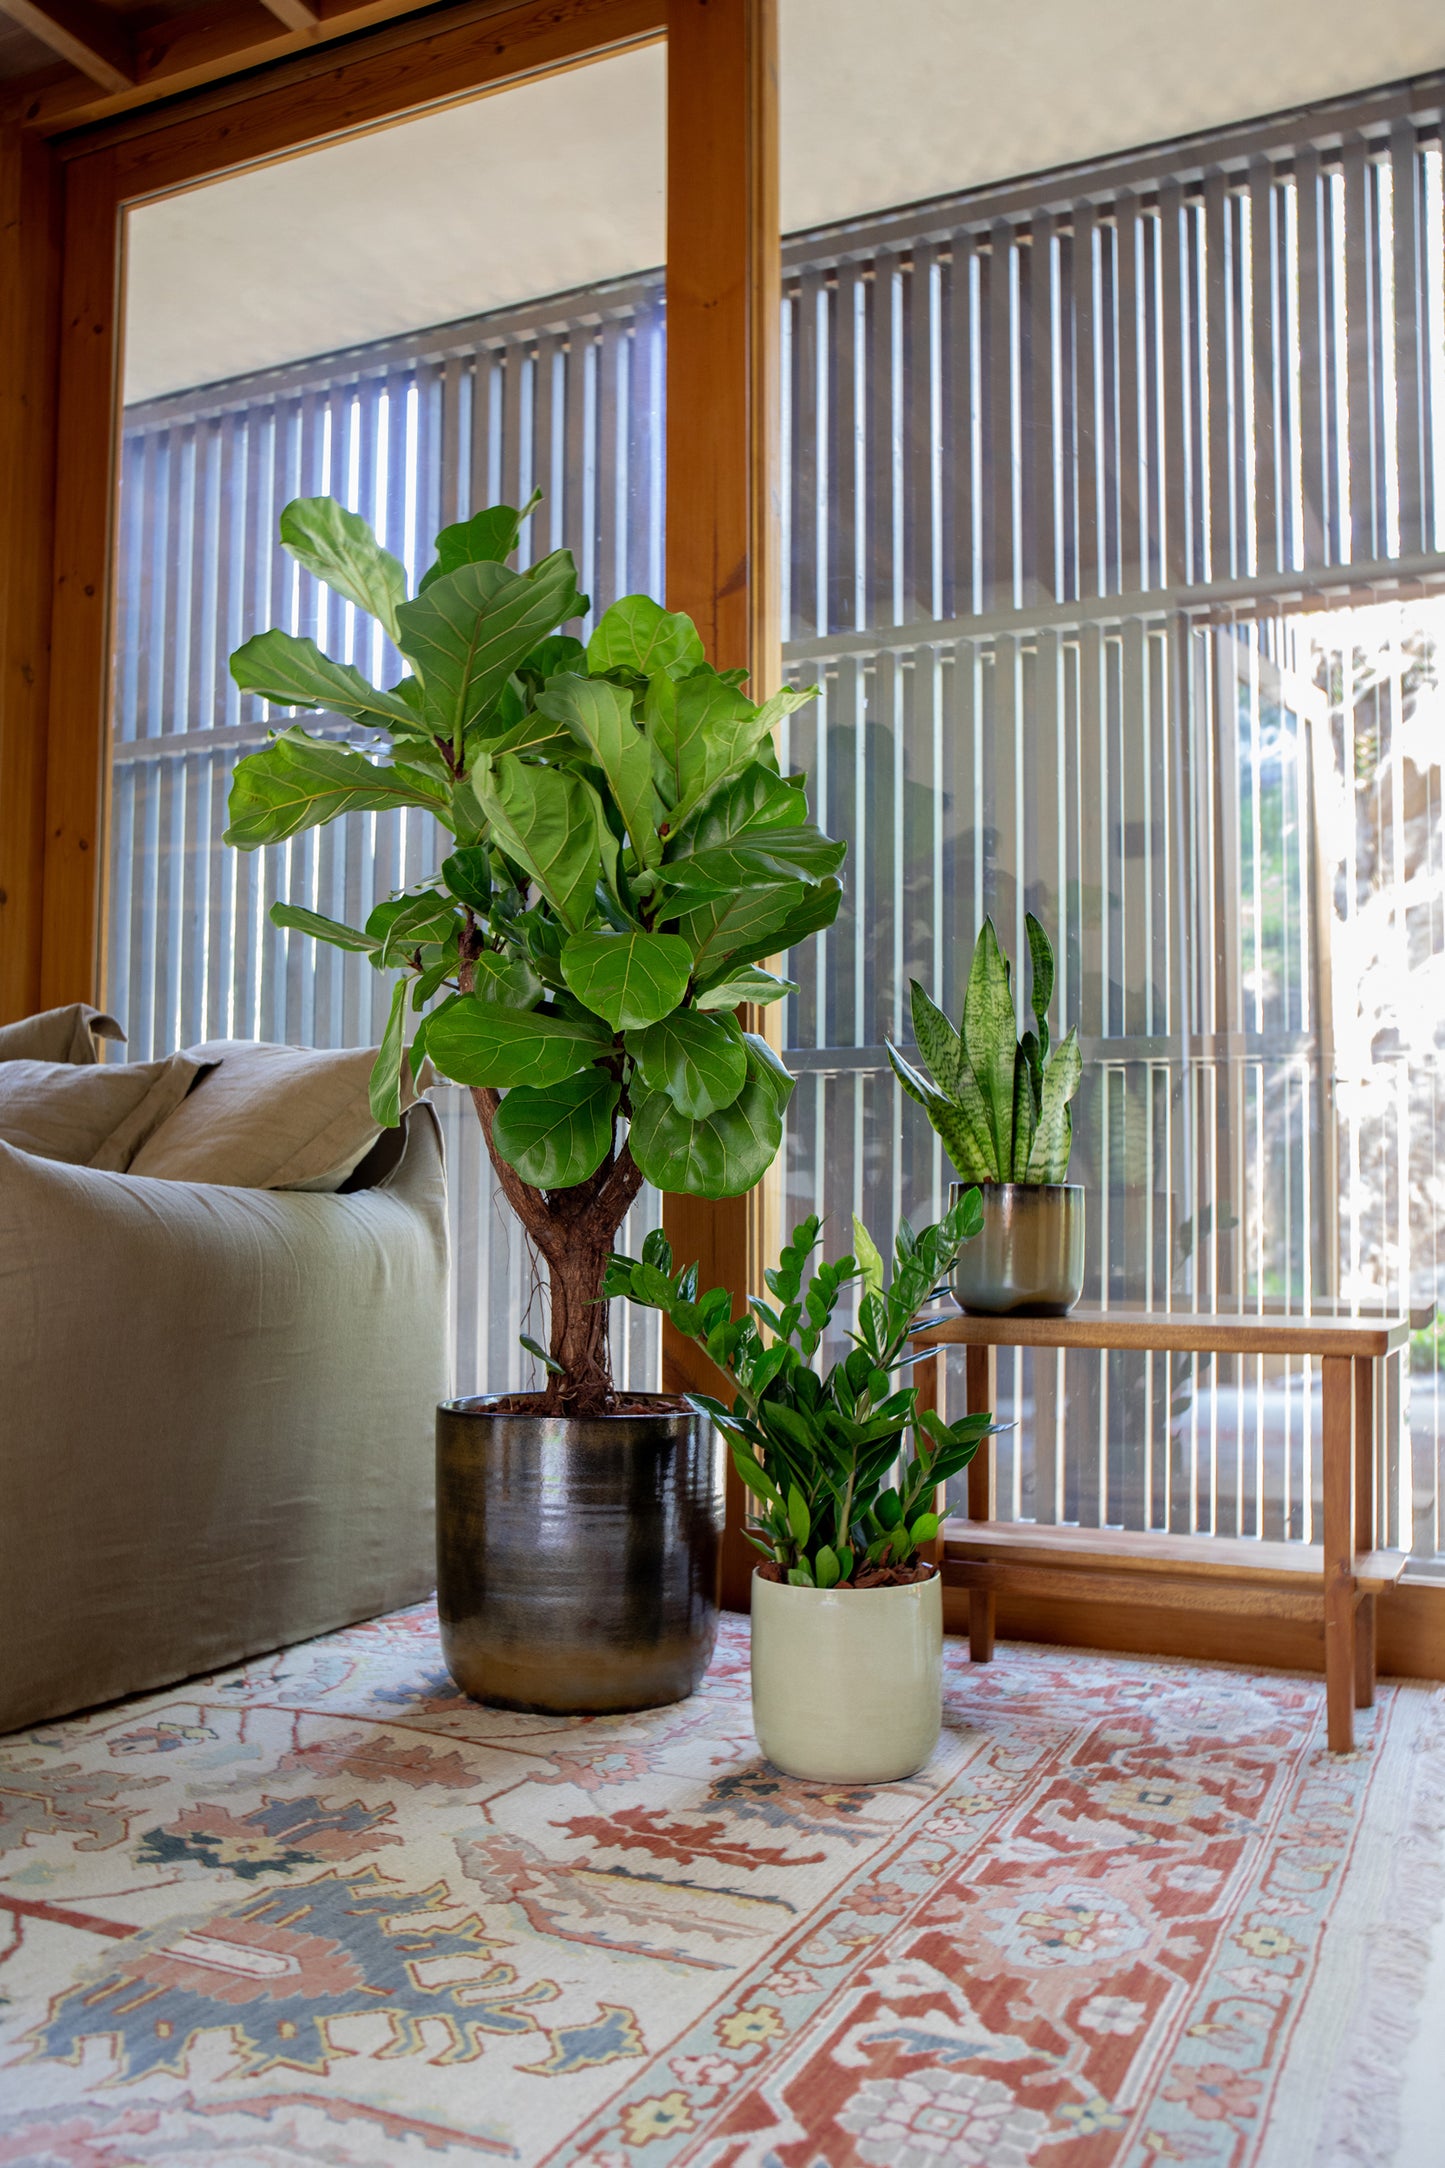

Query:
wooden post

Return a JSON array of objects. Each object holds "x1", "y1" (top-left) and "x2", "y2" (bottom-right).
[
  {"x1": 0, "y1": 116, "x2": 62, "y2": 1022},
  {"x1": 965, "y1": 1341, "x2": 997, "y2": 1661},
  {"x1": 663, "y1": 0, "x2": 779, "y2": 1611},
  {"x1": 1353, "y1": 1356, "x2": 1376, "y2": 1710},
  {"x1": 1321, "y1": 1353, "x2": 1356, "y2": 1752}
]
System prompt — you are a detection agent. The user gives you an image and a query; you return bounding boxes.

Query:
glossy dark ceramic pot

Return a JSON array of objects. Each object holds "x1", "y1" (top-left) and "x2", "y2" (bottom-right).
[
  {"x1": 950, "y1": 1180, "x2": 1086, "y2": 1316},
  {"x1": 436, "y1": 1397, "x2": 724, "y2": 1714}
]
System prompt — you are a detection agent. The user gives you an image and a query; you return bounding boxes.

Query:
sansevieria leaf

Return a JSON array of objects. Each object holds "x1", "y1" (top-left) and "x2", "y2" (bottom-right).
[
  {"x1": 1025, "y1": 1026, "x2": 1082, "y2": 1183},
  {"x1": 962, "y1": 917, "x2": 1019, "y2": 1180},
  {"x1": 492, "y1": 1068, "x2": 620, "y2": 1187}
]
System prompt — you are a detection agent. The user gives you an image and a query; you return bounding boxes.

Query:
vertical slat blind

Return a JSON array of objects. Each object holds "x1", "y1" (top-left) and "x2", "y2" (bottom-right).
[{"x1": 111, "y1": 78, "x2": 1445, "y2": 1557}]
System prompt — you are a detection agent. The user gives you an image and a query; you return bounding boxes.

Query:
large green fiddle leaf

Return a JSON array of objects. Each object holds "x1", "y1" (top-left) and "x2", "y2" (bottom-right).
[
  {"x1": 694, "y1": 964, "x2": 797, "y2": 1011},
  {"x1": 661, "y1": 762, "x2": 844, "y2": 894},
  {"x1": 269, "y1": 901, "x2": 376, "y2": 954},
  {"x1": 366, "y1": 890, "x2": 460, "y2": 967},
  {"x1": 537, "y1": 675, "x2": 661, "y2": 869},
  {"x1": 624, "y1": 1008, "x2": 747, "y2": 1118},
  {"x1": 418, "y1": 489, "x2": 540, "y2": 592},
  {"x1": 369, "y1": 976, "x2": 410, "y2": 1126},
  {"x1": 225, "y1": 728, "x2": 451, "y2": 850},
  {"x1": 628, "y1": 1037, "x2": 793, "y2": 1198},
  {"x1": 586, "y1": 593, "x2": 704, "y2": 679},
  {"x1": 683, "y1": 877, "x2": 842, "y2": 988},
  {"x1": 1025, "y1": 1027, "x2": 1082, "y2": 1183},
  {"x1": 962, "y1": 917, "x2": 1019, "y2": 1180},
  {"x1": 278, "y1": 497, "x2": 407, "y2": 643},
  {"x1": 492, "y1": 1067, "x2": 620, "y2": 1188},
  {"x1": 424, "y1": 994, "x2": 609, "y2": 1090},
  {"x1": 560, "y1": 928, "x2": 693, "y2": 1031},
  {"x1": 472, "y1": 754, "x2": 604, "y2": 933},
  {"x1": 394, "y1": 549, "x2": 584, "y2": 749},
  {"x1": 230, "y1": 632, "x2": 424, "y2": 736}
]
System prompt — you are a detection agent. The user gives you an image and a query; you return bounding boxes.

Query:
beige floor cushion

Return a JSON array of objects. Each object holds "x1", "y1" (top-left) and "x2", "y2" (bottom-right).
[
  {"x1": 127, "y1": 1039, "x2": 426, "y2": 1191},
  {"x1": 0, "y1": 1053, "x2": 209, "y2": 1171},
  {"x1": 0, "y1": 1004, "x2": 126, "y2": 1064}
]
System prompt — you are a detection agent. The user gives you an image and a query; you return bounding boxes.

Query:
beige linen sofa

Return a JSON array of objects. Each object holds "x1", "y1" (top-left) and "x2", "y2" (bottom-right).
[{"x1": 0, "y1": 1011, "x2": 450, "y2": 1733}]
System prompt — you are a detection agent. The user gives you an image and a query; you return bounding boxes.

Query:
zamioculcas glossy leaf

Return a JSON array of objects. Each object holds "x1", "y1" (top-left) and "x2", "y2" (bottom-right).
[
  {"x1": 561, "y1": 928, "x2": 693, "y2": 1031},
  {"x1": 230, "y1": 631, "x2": 424, "y2": 735},
  {"x1": 537, "y1": 675, "x2": 661, "y2": 869},
  {"x1": 1025, "y1": 1026, "x2": 1082, "y2": 1182},
  {"x1": 424, "y1": 996, "x2": 609, "y2": 1090},
  {"x1": 491, "y1": 1067, "x2": 620, "y2": 1187},
  {"x1": 586, "y1": 593, "x2": 705, "y2": 679},
  {"x1": 278, "y1": 498, "x2": 408, "y2": 642},
  {"x1": 624, "y1": 1008, "x2": 747, "y2": 1118},
  {"x1": 472, "y1": 755, "x2": 605, "y2": 933},
  {"x1": 963, "y1": 917, "x2": 1020, "y2": 1178},
  {"x1": 395, "y1": 550, "x2": 584, "y2": 748},
  {"x1": 224, "y1": 727, "x2": 451, "y2": 849}
]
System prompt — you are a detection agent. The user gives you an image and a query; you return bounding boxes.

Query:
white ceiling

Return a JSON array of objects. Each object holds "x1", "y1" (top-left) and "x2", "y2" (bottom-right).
[{"x1": 123, "y1": 0, "x2": 1445, "y2": 403}]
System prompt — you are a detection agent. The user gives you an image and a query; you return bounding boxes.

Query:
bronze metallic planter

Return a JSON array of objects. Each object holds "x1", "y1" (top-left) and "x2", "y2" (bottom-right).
[
  {"x1": 950, "y1": 1180, "x2": 1086, "y2": 1316},
  {"x1": 436, "y1": 1396, "x2": 724, "y2": 1714}
]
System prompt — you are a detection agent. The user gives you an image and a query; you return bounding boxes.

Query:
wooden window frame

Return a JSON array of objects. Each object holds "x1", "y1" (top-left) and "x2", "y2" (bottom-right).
[{"x1": 1, "y1": 0, "x2": 778, "y2": 1605}]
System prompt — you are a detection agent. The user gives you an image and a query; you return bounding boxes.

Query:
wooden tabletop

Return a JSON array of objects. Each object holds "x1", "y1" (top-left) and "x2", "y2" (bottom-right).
[{"x1": 912, "y1": 1304, "x2": 1409, "y2": 1359}]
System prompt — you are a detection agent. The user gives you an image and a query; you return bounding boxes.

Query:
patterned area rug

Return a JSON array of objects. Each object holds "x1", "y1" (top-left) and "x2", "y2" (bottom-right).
[{"x1": 1, "y1": 1607, "x2": 1442, "y2": 2168}]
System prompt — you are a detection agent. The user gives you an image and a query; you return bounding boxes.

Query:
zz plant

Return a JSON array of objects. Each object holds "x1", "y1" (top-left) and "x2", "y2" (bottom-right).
[
  {"x1": 607, "y1": 1202, "x2": 996, "y2": 1587},
  {"x1": 889, "y1": 913, "x2": 1082, "y2": 1185},
  {"x1": 223, "y1": 493, "x2": 843, "y2": 1415}
]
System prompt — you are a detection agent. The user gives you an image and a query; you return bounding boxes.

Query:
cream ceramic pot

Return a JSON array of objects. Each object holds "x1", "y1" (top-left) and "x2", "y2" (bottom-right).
[{"x1": 750, "y1": 1568, "x2": 943, "y2": 1782}]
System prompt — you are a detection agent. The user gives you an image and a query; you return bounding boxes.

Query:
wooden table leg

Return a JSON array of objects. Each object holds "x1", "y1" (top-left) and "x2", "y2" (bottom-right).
[
  {"x1": 1354, "y1": 1357, "x2": 1376, "y2": 1711},
  {"x1": 1321, "y1": 1355, "x2": 1356, "y2": 1752},
  {"x1": 966, "y1": 1343, "x2": 996, "y2": 1664}
]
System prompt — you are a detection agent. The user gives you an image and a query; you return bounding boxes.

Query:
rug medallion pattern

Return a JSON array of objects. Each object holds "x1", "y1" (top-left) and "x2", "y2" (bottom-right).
[{"x1": 0, "y1": 1605, "x2": 1439, "y2": 2165}]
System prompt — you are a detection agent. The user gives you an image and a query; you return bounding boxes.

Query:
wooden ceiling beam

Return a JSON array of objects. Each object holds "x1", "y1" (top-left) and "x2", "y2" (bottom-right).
[
  {"x1": 0, "y1": 0, "x2": 133, "y2": 94},
  {"x1": 256, "y1": 0, "x2": 319, "y2": 29}
]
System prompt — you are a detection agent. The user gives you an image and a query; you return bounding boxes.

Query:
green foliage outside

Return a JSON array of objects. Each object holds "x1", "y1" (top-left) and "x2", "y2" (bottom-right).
[
  {"x1": 889, "y1": 913, "x2": 1082, "y2": 1185},
  {"x1": 608, "y1": 1201, "x2": 998, "y2": 1586}
]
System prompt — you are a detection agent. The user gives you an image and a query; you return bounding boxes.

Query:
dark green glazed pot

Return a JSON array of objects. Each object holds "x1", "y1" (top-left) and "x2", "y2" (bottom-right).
[{"x1": 436, "y1": 1397, "x2": 724, "y2": 1714}]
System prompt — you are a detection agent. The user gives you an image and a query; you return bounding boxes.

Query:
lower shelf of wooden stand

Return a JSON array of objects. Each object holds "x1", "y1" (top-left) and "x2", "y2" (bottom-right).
[{"x1": 942, "y1": 1521, "x2": 1407, "y2": 1622}]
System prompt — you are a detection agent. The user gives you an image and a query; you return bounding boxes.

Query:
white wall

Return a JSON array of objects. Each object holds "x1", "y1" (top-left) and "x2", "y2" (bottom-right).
[{"x1": 124, "y1": 0, "x2": 1445, "y2": 402}]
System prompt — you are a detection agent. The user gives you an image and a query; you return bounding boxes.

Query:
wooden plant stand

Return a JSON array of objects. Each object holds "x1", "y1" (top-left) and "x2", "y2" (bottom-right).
[{"x1": 911, "y1": 1307, "x2": 1409, "y2": 1753}]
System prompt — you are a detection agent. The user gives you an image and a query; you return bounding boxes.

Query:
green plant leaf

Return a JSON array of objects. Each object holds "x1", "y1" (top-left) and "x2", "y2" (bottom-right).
[
  {"x1": 369, "y1": 975, "x2": 409, "y2": 1126},
  {"x1": 787, "y1": 1564, "x2": 815, "y2": 1588},
  {"x1": 269, "y1": 901, "x2": 376, "y2": 953},
  {"x1": 694, "y1": 966, "x2": 797, "y2": 1011},
  {"x1": 470, "y1": 951, "x2": 542, "y2": 1007},
  {"x1": 1010, "y1": 1045, "x2": 1038, "y2": 1180},
  {"x1": 624, "y1": 1009, "x2": 747, "y2": 1118},
  {"x1": 395, "y1": 550, "x2": 583, "y2": 748},
  {"x1": 441, "y1": 846, "x2": 493, "y2": 911},
  {"x1": 278, "y1": 497, "x2": 407, "y2": 642},
  {"x1": 419, "y1": 491, "x2": 540, "y2": 590},
  {"x1": 963, "y1": 917, "x2": 1019, "y2": 1179},
  {"x1": 786, "y1": 1485, "x2": 811, "y2": 1546},
  {"x1": 561, "y1": 928, "x2": 693, "y2": 1031},
  {"x1": 909, "y1": 979, "x2": 965, "y2": 1099},
  {"x1": 662, "y1": 763, "x2": 843, "y2": 892},
  {"x1": 730, "y1": 1442, "x2": 780, "y2": 1506},
  {"x1": 537, "y1": 674, "x2": 662, "y2": 869},
  {"x1": 473, "y1": 755, "x2": 605, "y2": 932},
  {"x1": 852, "y1": 1214, "x2": 885, "y2": 1299},
  {"x1": 230, "y1": 631, "x2": 423, "y2": 734},
  {"x1": 1025, "y1": 1026, "x2": 1082, "y2": 1182},
  {"x1": 908, "y1": 1510, "x2": 940, "y2": 1547},
  {"x1": 371, "y1": 890, "x2": 458, "y2": 966},
  {"x1": 492, "y1": 1067, "x2": 620, "y2": 1188},
  {"x1": 628, "y1": 1041, "x2": 790, "y2": 1198},
  {"x1": 225, "y1": 727, "x2": 451, "y2": 850},
  {"x1": 814, "y1": 1544, "x2": 842, "y2": 1589},
  {"x1": 1024, "y1": 908, "x2": 1055, "y2": 1041},
  {"x1": 519, "y1": 1329, "x2": 565, "y2": 1377},
  {"x1": 424, "y1": 995, "x2": 609, "y2": 1089},
  {"x1": 586, "y1": 593, "x2": 704, "y2": 679}
]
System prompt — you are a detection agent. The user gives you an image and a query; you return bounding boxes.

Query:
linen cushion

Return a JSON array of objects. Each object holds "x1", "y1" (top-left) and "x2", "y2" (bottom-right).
[
  {"x1": 0, "y1": 1004, "x2": 126, "y2": 1065},
  {"x1": 126, "y1": 1038, "x2": 425, "y2": 1192},
  {"x1": 0, "y1": 1054, "x2": 209, "y2": 1171}
]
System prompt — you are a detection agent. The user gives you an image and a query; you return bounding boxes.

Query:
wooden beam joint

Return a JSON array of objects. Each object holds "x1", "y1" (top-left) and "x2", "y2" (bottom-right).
[{"x1": 0, "y1": 0, "x2": 132, "y2": 93}]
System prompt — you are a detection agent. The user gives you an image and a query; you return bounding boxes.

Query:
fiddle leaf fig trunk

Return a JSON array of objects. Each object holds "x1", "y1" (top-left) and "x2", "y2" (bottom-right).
[{"x1": 224, "y1": 497, "x2": 843, "y2": 1416}]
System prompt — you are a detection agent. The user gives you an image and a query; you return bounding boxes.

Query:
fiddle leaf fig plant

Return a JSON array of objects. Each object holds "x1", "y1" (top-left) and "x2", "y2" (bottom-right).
[
  {"x1": 888, "y1": 913, "x2": 1082, "y2": 1185},
  {"x1": 607, "y1": 1200, "x2": 999, "y2": 1587},
  {"x1": 223, "y1": 493, "x2": 844, "y2": 1415}
]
